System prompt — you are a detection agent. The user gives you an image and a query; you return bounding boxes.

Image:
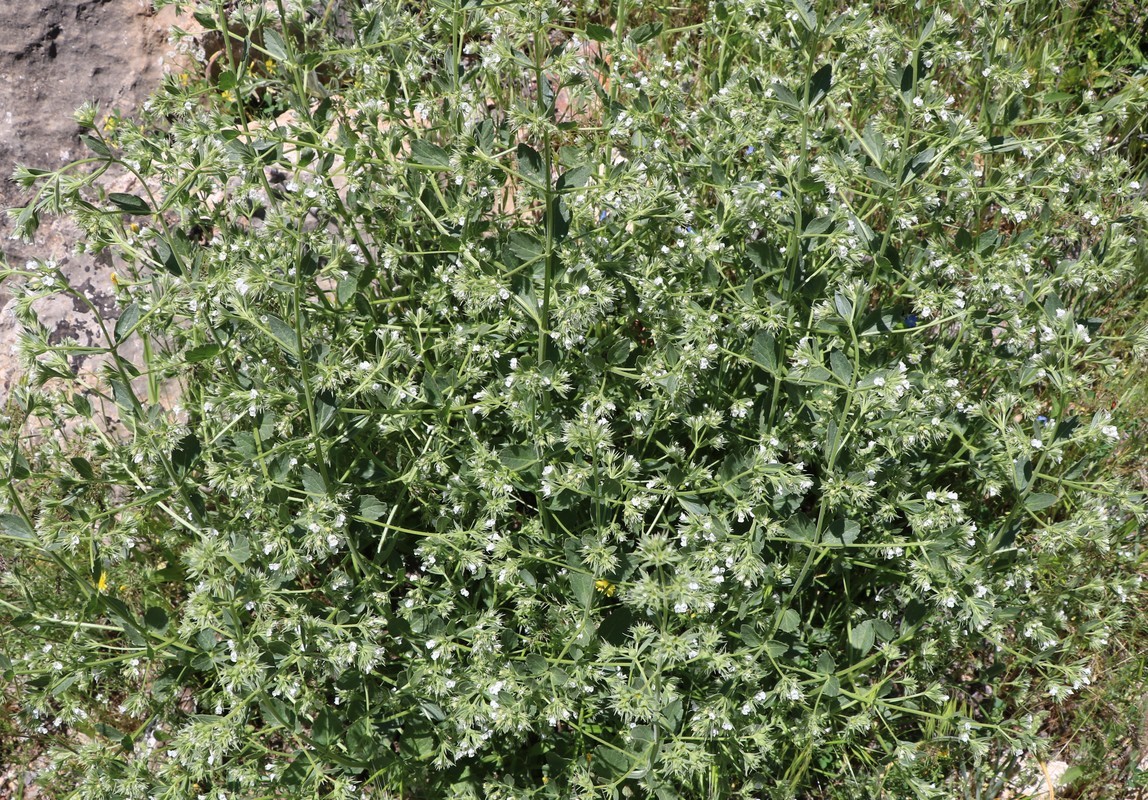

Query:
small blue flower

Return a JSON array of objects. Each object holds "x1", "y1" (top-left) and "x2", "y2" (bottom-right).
[
  {"x1": 772, "y1": 190, "x2": 783, "y2": 200},
  {"x1": 905, "y1": 314, "x2": 917, "y2": 328},
  {"x1": 599, "y1": 210, "x2": 609, "y2": 222},
  {"x1": 746, "y1": 146, "x2": 755, "y2": 154},
  {"x1": 1037, "y1": 415, "x2": 1048, "y2": 423}
]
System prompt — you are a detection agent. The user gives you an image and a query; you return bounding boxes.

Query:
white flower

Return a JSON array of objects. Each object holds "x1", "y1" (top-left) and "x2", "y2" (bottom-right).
[{"x1": 1030, "y1": 438, "x2": 1043, "y2": 449}]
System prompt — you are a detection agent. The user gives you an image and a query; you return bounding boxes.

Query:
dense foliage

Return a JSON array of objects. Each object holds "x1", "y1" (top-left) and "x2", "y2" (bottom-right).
[{"x1": 2, "y1": 0, "x2": 1145, "y2": 797}]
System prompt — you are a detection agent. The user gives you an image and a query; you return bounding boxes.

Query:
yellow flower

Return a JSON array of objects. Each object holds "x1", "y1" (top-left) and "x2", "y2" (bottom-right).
[
  {"x1": 594, "y1": 579, "x2": 616, "y2": 597},
  {"x1": 96, "y1": 571, "x2": 108, "y2": 593}
]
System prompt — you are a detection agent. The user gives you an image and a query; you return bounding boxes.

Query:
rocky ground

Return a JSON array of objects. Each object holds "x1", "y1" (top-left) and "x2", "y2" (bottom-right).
[{"x1": 0, "y1": 0, "x2": 187, "y2": 399}]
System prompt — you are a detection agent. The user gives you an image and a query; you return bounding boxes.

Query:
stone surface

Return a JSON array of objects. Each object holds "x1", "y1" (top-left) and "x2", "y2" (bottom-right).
[{"x1": 0, "y1": 0, "x2": 185, "y2": 399}]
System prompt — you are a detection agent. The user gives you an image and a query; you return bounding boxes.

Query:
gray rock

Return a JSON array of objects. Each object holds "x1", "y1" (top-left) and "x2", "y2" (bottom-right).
[{"x1": 0, "y1": 0, "x2": 185, "y2": 399}]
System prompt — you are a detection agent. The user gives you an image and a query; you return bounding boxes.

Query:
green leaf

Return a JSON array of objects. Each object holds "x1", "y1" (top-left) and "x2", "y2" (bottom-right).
[
  {"x1": 500, "y1": 445, "x2": 538, "y2": 474},
  {"x1": 265, "y1": 315, "x2": 299, "y2": 357},
  {"x1": 114, "y1": 303, "x2": 140, "y2": 343},
  {"x1": 81, "y1": 135, "x2": 111, "y2": 157},
  {"x1": 229, "y1": 534, "x2": 251, "y2": 564},
  {"x1": 302, "y1": 466, "x2": 327, "y2": 496},
  {"x1": 1025, "y1": 492, "x2": 1058, "y2": 512},
  {"x1": 790, "y1": 0, "x2": 817, "y2": 31},
  {"x1": 110, "y1": 379, "x2": 138, "y2": 414},
  {"x1": 346, "y1": 716, "x2": 374, "y2": 761},
  {"x1": 829, "y1": 350, "x2": 853, "y2": 385},
  {"x1": 1014, "y1": 457, "x2": 1033, "y2": 492},
  {"x1": 143, "y1": 606, "x2": 169, "y2": 633},
  {"x1": 823, "y1": 674, "x2": 841, "y2": 697},
  {"x1": 409, "y1": 140, "x2": 450, "y2": 168},
  {"x1": 311, "y1": 709, "x2": 340, "y2": 747},
  {"x1": 770, "y1": 82, "x2": 801, "y2": 110},
  {"x1": 568, "y1": 572, "x2": 594, "y2": 608},
  {"x1": 808, "y1": 63, "x2": 831, "y2": 107},
  {"x1": 171, "y1": 433, "x2": 201, "y2": 473},
  {"x1": 109, "y1": 193, "x2": 151, "y2": 215},
  {"x1": 557, "y1": 164, "x2": 591, "y2": 192},
  {"x1": 263, "y1": 28, "x2": 290, "y2": 62},
  {"x1": 627, "y1": 20, "x2": 663, "y2": 44},
  {"x1": 750, "y1": 332, "x2": 778, "y2": 374},
  {"x1": 849, "y1": 619, "x2": 875, "y2": 654},
  {"x1": 593, "y1": 744, "x2": 633, "y2": 780},
  {"x1": 186, "y1": 344, "x2": 221, "y2": 363},
  {"x1": 0, "y1": 513, "x2": 35, "y2": 542},
  {"x1": 585, "y1": 23, "x2": 613, "y2": 41},
  {"x1": 359, "y1": 496, "x2": 386, "y2": 521},
  {"x1": 69, "y1": 456, "x2": 95, "y2": 481},
  {"x1": 658, "y1": 699, "x2": 684, "y2": 733},
  {"x1": 834, "y1": 292, "x2": 854, "y2": 321},
  {"x1": 516, "y1": 143, "x2": 546, "y2": 187},
  {"x1": 829, "y1": 517, "x2": 860, "y2": 545},
  {"x1": 777, "y1": 608, "x2": 801, "y2": 633}
]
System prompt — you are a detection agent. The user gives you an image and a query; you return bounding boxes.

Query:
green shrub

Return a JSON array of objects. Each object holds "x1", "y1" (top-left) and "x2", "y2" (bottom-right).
[{"x1": 2, "y1": 0, "x2": 1145, "y2": 798}]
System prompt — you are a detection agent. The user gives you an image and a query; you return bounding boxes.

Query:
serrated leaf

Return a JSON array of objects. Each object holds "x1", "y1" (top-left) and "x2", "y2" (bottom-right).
[
  {"x1": 409, "y1": 140, "x2": 450, "y2": 168},
  {"x1": 109, "y1": 193, "x2": 151, "y2": 215},
  {"x1": 263, "y1": 28, "x2": 289, "y2": 62},
  {"x1": 770, "y1": 82, "x2": 801, "y2": 110}
]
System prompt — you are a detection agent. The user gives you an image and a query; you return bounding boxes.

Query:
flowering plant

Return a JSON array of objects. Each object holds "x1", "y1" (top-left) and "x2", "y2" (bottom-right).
[{"x1": 1, "y1": 0, "x2": 1144, "y2": 798}]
